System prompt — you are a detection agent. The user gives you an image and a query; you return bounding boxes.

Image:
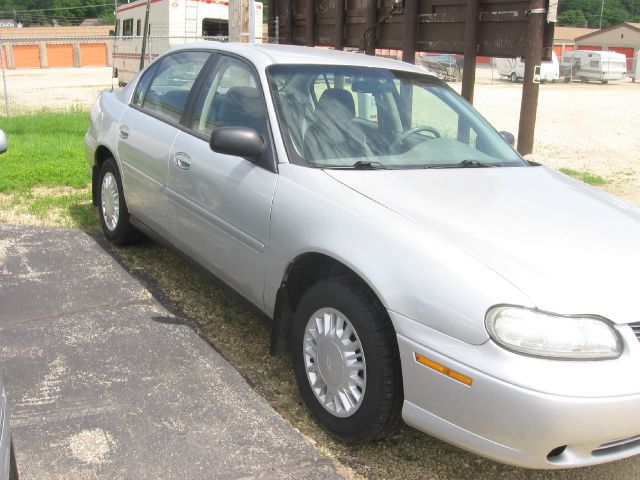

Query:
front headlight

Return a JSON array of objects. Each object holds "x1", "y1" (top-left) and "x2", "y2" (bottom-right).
[{"x1": 485, "y1": 306, "x2": 622, "y2": 360}]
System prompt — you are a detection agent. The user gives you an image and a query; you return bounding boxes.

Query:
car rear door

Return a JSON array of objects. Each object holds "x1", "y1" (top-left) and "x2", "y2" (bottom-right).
[
  {"x1": 117, "y1": 50, "x2": 212, "y2": 234},
  {"x1": 166, "y1": 54, "x2": 278, "y2": 309}
]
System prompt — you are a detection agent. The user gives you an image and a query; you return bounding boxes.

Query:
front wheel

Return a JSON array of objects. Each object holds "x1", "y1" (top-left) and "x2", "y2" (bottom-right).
[
  {"x1": 510, "y1": 72, "x2": 518, "y2": 83},
  {"x1": 98, "y1": 158, "x2": 137, "y2": 245},
  {"x1": 292, "y1": 277, "x2": 403, "y2": 443}
]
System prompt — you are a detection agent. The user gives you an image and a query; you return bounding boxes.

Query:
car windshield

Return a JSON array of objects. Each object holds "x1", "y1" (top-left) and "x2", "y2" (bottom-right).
[{"x1": 267, "y1": 65, "x2": 526, "y2": 169}]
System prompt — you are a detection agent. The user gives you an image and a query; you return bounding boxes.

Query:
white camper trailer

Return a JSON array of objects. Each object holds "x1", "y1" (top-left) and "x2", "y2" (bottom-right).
[
  {"x1": 560, "y1": 50, "x2": 627, "y2": 84},
  {"x1": 630, "y1": 50, "x2": 640, "y2": 82},
  {"x1": 495, "y1": 52, "x2": 559, "y2": 83},
  {"x1": 113, "y1": 0, "x2": 263, "y2": 85}
]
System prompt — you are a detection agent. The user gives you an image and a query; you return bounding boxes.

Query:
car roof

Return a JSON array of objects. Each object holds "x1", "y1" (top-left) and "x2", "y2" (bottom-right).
[{"x1": 170, "y1": 41, "x2": 432, "y2": 76}]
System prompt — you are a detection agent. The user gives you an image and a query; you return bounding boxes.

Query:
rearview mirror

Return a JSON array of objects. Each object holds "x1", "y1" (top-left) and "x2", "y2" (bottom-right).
[
  {"x1": 499, "y1": 131, "x2": 515, "y2": 147},
  {"x1": 0, "y1": 129, "x2": 7, "y2": 154},
  {"x1": 210, "y1": 127, "x2": 263, "y2": 162}
]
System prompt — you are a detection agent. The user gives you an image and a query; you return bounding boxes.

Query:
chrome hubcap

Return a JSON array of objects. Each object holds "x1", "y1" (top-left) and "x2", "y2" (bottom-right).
[
  {"x1": 303, "y1": 308, "x2": 366, "y2": 418},
  {"x1": 101, "y1": 172, "x2": 120, "y2": 232}
]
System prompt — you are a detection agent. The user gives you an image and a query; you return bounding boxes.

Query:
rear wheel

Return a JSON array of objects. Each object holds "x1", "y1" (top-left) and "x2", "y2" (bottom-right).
[
  {"x1": 98, "y1": 158, "x2": 137, "y2": 245},
  {"x1": 510, "y1": 73, "x2": 518, "y2": 83},
  {"x1": 581, "y1": 76, "x2": 588, "y2": 83},
  {"x1": 292, "y1": 277, "x2": 403, "y2": 442}
]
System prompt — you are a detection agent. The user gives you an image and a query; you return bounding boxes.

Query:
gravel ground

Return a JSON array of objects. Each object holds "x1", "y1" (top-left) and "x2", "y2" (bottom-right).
[
  {"x1": 454, "y1": 67, "x2": 640, "y2": 203},
  {"x1": 0, "y1": 66, "x2": 114, "y2": 114}
]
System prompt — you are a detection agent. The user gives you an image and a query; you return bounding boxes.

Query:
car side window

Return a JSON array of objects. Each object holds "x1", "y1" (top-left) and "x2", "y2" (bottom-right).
[
  {"x1": 136, "y1": 51, "x2": 210, "y2": 123},
  {"x1": 192, "y1": 56, "x2": 268, "y2": 138}
]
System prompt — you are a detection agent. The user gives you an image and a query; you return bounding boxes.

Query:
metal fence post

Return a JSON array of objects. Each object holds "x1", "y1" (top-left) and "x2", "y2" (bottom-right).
[{"x1": 0, "y1": 39, "x2": 10, "y2": 116}]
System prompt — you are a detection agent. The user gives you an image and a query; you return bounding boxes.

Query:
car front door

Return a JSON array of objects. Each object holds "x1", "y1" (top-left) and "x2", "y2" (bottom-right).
[
  {"x1": 166, "y1": 55, "x2": 278, "y2": 309},
  {"x1": 117, "y1": 50, "x2": 211, "y2": 234}
]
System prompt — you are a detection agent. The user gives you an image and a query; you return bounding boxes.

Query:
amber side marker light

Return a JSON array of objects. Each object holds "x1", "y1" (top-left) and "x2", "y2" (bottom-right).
[{"x1": 414, "y1": 353, "x2": 473, "y2": 387}]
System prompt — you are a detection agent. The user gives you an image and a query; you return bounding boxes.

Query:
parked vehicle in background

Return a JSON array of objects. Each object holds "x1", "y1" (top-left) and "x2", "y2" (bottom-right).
[
  {"x1": 630, "y1": 51, "x2": 640, "y2": 82},
  {"x1": 417, "y1": 54, "x2": 464, "y2": 81},
  {"x1": 496, "y1": 52, "x2": 559, "y2": 83},
  {"x1": 86, "y1": 43, "x2": 640, "y2": 470},
  {"x1": 113, "y1": 0, "x2": 263, "y2": 85},
  {"x1": 0, "y1": 134, "x2": 18, "y2": 480},
  {"x1": 561, "y1": 50, "x2": 627, "y2": 84}
]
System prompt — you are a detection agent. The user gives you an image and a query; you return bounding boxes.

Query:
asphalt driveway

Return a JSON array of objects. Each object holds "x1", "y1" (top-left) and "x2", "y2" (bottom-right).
[{"x1": 0, "y1": 224, "x2": 346, "y2": 479}]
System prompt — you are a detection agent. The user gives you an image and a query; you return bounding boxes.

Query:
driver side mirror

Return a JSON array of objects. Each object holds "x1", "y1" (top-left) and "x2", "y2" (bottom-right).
[
  {"x1": 210, "y1": 127, "x2": 263, "y2": 162},
  {"x1": 499, "y1": 131, "x2": 515, "y2": 147},
  {"x1": 0, "y1": 129, "x2": 7, "y2": 154}
]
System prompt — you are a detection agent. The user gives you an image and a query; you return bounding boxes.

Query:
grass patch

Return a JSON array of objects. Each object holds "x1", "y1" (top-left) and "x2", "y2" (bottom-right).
[
  {"x1": 0, "y1": 110, "x2": 90, "y2": 193},
  {"x1": 0, "y1": 110, "x2": 97, "y2": 229},
  {"x1": 559, "y1": 167, "x2": 608, "y2": 186}
]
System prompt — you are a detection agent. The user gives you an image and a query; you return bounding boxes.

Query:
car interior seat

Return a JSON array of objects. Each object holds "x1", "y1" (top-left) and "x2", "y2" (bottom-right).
[
  {"x1": 303, "y1": 88, "x2": 372, "y2": 162},
  {"x1": 216, "y1": 86, "x2": 267, "y2": 137}
]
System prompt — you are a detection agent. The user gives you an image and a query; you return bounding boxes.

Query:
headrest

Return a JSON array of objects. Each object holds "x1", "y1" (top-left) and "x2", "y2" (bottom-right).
[
  {"x1": 223, "y1": 86, "x2": 263, "y2": 118},
  {"x1": 317, "y1": 88, "x2": 356, "y2": 119}
]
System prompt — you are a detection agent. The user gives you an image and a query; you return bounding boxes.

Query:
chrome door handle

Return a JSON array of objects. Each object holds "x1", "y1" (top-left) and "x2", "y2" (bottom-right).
[
  {"x1": 174, "y1": 152, "x2": 192, "y2": 170},
  {"x1": 118, "y1": 126, "x2": 130, "y2": 139}
]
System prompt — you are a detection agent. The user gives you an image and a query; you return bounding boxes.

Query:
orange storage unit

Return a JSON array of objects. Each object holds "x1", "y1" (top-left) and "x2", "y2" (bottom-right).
[
  {"x1": 46, "y1": 44, "x2": 73, "y2": 67},
  {"x1": 80, "y1": 43, "x2": 107, "y2": 66},
  {"x1": 13, "y1": 45, "x2": 40, "y2": 68}
]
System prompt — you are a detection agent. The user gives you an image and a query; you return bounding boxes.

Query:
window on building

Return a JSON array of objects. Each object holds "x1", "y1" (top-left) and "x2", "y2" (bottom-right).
[
  {"x1": 122, "y1": 18, "x2": 133, "y2": 37},
  {"x1": 136, "y1": 19, "x2": 141, "y2": 36},
  {"x1": 202, "y1": 18, "x2": 229, "y2": 37}
]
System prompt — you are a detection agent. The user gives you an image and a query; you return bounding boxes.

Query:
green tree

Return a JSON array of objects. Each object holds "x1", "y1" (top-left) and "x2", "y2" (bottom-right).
[
  {"x1": 0, "y1": 0, "x2": 115, "y2": 26},
  {"x1": 558, "y1": 9, "x2": 588, "y2": 26}
]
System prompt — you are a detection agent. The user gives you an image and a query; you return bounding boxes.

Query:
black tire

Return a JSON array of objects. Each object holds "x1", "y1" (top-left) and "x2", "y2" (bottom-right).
[
  {"x1": 292, "y1": 277, "x2": 403, "y2": 443},
  {"x1": 510, "y1": 73, "x2": 518, "y2": 83},
  {"x1": 9, "y1": 438, "x2": 17, "y2": 480},
  {"x1": 97, "y1": 158, "x2": 137, "y2": 245},
  {"x1": 601, "y1": 79, "x2": 608, "y2": 84},
  {"x1": 580, "y1": 76, "x2": 588, "y2": 83}
]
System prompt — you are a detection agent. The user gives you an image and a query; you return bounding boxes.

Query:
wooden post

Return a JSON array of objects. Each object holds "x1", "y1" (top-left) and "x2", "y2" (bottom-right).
[
  {"x1": 139, "y1": 0, "x2": 152, "y2": 70},
  {"x1": 401, "y1": 0, "x2": 418, "y2": 64},
  {"x1": 461, "y1": 0, "x2": 479, "y2": 103},
  {"x1": 364, "y1": 0, "x2": 377, "y2": 55},
  {"x1": 306, "y1": 0, "x2": 315, "y2": 46},
  {"x1": 517, "y1": 0, "x2": 546, "y2": 155},
  {"x1": 268, "y1": 0, "x2": 276, "y2": 41},
  {"x1": 229, "y1": 0, "x2": 251, "y2": 42},
  {"x1": 334, "y1": 0, "x2": 345, "y2": 50},
  {"x1": 285, "y1": 0, "x2": 294, "y2": 44}
]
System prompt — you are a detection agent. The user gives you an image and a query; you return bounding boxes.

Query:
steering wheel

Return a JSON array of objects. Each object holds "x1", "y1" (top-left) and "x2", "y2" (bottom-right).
[{"x1": 391, "y1": 125, "x2": 441, "y2": 151}]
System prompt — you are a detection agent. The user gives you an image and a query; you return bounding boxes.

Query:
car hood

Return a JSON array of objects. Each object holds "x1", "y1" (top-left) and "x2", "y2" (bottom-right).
[{"x1": 325, "y1": 166, "x2": 640, "y2": 325}]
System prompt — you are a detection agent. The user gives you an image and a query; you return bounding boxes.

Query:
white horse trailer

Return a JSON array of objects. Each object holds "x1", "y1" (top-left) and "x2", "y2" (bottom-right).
[
  {"x1": 495, "y1": 52, "x2": 559, "y2": 83},
  {"x1": 113, "y1": 0, "x2": 263, "y2": 85},
  {"x1": 560, "y1": 50, "x2": 627, "y2": 84},
  {"x1": 631, "y1": 50, "x2": 640, "y2": 82}
]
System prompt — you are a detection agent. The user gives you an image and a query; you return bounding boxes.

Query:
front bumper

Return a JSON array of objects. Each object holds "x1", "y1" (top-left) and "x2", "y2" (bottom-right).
[{"x1": 391, "y1": 310, "x2": 640, "y2": 469}]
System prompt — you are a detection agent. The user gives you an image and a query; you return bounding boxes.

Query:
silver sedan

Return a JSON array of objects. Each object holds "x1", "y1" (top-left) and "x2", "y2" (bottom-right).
[{"x1": 84, "y1": 43, "x2": 640, "y2": 469}]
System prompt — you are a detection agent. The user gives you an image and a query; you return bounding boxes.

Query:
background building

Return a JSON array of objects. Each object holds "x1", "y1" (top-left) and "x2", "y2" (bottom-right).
[{"x1": 575, "y1": 22, "x2": 640, "y2": 71}]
